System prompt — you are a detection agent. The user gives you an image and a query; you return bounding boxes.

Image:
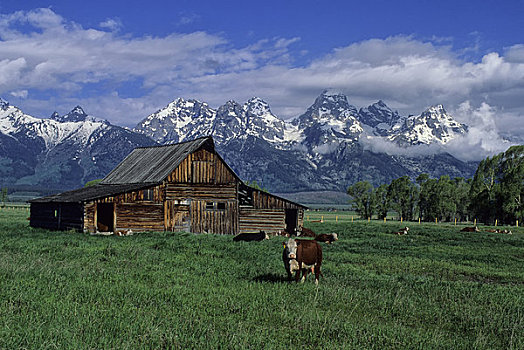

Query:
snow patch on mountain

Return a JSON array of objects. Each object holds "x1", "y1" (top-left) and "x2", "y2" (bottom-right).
[{"x1": 387, "y1": 105, "x2": 467, "y2": 146}]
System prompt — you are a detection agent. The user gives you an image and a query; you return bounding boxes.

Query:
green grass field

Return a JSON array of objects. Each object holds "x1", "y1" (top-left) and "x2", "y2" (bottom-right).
[{"x1": 1, "y1": 208, "x2": 523, "y2": 349}]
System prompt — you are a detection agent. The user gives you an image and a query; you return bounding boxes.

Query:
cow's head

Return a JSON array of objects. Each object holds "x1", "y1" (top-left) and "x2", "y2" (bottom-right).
[
  {"x1": 283, "y1": 238, "x2": 298, "y2": 259},
  {"x1": 331, "y1": 233, "x2": 338, "y2": 241}
]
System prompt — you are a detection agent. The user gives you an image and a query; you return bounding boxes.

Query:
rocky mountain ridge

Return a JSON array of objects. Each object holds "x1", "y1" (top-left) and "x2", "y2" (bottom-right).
[{"x1": 0, "y1": 91, "x2": 477, "y2": 193}]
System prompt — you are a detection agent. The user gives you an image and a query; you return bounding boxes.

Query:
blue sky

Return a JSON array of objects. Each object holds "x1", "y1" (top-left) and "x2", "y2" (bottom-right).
[{"x1": 0, "y1": 0, "x2": 523, "y2": 152}]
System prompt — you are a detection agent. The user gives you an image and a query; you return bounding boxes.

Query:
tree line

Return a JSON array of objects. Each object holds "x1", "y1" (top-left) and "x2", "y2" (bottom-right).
[{"x1": 347, "y1": 145, "x2": 524, "y2": 225}]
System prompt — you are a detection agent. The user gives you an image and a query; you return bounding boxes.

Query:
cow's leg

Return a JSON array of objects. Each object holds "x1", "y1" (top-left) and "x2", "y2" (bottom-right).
[
  {"x1": 300, "y1": 268, "x2": 308, "y2": 283},
  {"x1": 295, "y1": 264, "x2": 301, "y2": 283},
  {"x1": 314, "y1": 264, "x2": 321, "y2": 285}
]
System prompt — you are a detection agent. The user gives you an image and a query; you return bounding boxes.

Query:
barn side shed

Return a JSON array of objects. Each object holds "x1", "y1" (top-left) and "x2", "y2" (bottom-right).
[{"x1": 30, "y1": 136, "x2": 307, "y2": 235}]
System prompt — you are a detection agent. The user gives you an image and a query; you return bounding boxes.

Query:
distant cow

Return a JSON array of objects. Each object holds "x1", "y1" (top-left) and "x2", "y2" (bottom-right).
[
  {"x1": 486, "y1": 228, "x2": 512, "y2": 234},
  {"x1": 393, "y1": 227, "x2": 409, "y2": 235},
  {"x1": 233, "y1": 230, "x2": 269, "y2": 242},
  {"x1": 115, "y1": 229, "x2": 133, "y2": 236},
  {"x1": 298, "y1": 227, "x2": 317, "y2": 237},
  {"x1": 314, "y1": 233, "x2": 338, "y2": 244},
  {"x1": 461, "y1": 226, "x2": 479, "y2": 232},
  {"x1": 282, "y1": 238, "x2": 323, "y2": 284}
]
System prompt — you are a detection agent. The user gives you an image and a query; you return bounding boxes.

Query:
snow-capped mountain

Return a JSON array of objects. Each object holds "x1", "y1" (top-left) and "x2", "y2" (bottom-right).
[
  {"x1": 134, "y1": 96, "x2": 290, "y2": 146},
  {"x1": 132, "y1": 91, "x2": 477, "y2": 191},
  {"x1": 359, "y1": 100, "x2": 403, "y2": 136},
  {"x1": 134, "y1": 98, "x2": 215, "y2": 144},
  {"x1": 0, "y1": 91, "x2": 478, "y2": 194},
  {"x1": 290, "y1": 91, "x2": 363, "y2": 154},
  {"x1": 387, "y1": 105, "x2": 467, "y2": 146},
  {"x1": 0, "y1": 100, "x2": 155, "y2": 190}
]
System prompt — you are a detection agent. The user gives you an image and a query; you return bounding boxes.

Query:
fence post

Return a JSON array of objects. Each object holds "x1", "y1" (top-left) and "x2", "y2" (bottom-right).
[
  {"x1": 368, "y1": 217, "x2": 370, "y2": 223},
  {"x1": 384, "y1": 217, "x2": 386, "y2": 223},
  {"x1": 351, "y1": 216, "x2": 353, "y2": 222},
  {"x1": 321, "y1": 216, "x2": 324, "y2": 223},
  {"x1": 435, "y1": 218, "x2": 438, "y2": 224},
  {"x1": 454, "y1": 217, "x2": 457, "y2": 226},
  {"x1": 495, "y1": 219, "x2": 498, "y2": 227},
  {"x1": 474, "y1": 218, "x2": 477, "y2": 226},
  {"x1": 419, "y1": 218, "x2": 421, "y2": 224},
  {"x1": 517, "y1": 220, "x2": 519, "y2": 227},
  {"x1": 401, "y1": 217, "x2": 403, "y2": 223},
  {"x1": 336, "y1": 216, "x2": 338, "y2": 222}
]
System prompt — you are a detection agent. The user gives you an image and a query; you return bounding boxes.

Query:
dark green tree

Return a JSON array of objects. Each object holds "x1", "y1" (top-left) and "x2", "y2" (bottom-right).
[
  {"x1": 469, "y1": 153, "x2": 503, "y2": 224},
  {"x1": 470, "y1": 145, "x2": 524, "y2": 224},
  {"x1": 1, "y1": 187, "x2": 8, "y2": 207},
  {"x1": 347, "y1": 181, "x2": 375, "y2": 219},
  {"x1": 387, "y1": 176, "x2": 418, "y2": 221},
  {"x1": 454, "y1": 177, "x2": 471, "y2": 222},
  {"x1": 374, "y1": 184, "x2": 389, "y2": 220},
  {"x1": 84, "y1": 179, "x2": 103, "y2": 187},
  {"x1": 499, "y1": 145, "x2": 524, "y2": 223}
]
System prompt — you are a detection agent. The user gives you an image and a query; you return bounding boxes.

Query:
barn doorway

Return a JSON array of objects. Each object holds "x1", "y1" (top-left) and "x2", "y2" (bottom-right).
[
  {"x1": 97, "y1": 203, "x2": 114, "y2": 232},
  {"x1": 285, "y1": 209, "x2": 298, "y2": 234}
]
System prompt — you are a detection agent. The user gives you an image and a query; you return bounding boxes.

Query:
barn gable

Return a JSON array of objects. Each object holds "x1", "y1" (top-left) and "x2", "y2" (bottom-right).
[{"x1": 100, "y1": 136, "x2": 238, "y2": 185}]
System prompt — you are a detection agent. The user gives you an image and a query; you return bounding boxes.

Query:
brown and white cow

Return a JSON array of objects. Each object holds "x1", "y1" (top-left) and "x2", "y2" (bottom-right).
[
  {"x1": 298, "y1": 227, "x2": 317, "y2": 238},
  {"x1": 314, "y1": 233, "x2": 338, "y2": 244},
  {"x1": 393, "y1": 227, "x2": 409, "y2": 235},
  {"x1": 461, "y1": 226, "x2": 479, "y2": 232},
  {"x1": 282, "y1": 238, "x2": 323, "y2": 284}
]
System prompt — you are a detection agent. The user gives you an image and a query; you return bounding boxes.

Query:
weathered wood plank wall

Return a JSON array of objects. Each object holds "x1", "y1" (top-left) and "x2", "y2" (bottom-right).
[
  {"x1": 190, "y1": 200, "x2": 238, "y2": 234},
  {"x1": 239, "y1": 208, "x2": 285, "y2": 234},
  {"x1": 116, "y1": 203, "x2": 164, "y2": 232}
]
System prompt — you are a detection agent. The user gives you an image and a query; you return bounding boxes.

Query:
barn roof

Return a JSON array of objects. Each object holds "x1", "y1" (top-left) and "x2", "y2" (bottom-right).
[
  {"x1": 101, "y1": 136, "x2": 225, "y2": 185},
  {"x1": 30, "y1": 183, "x2": 154, "y2": 203}
]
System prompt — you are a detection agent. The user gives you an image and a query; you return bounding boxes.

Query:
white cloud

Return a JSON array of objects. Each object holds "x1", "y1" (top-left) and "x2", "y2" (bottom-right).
[
  {"x1": 99, "y1": 18, "x2": 122, "y2": 32},
  {"x1": 9, "y1": 89, "x2": 27, "y2": 99},
  {"x1": 445, "y1": 102, "x2": 516, "y2": 161},
  {"x1": 0, "y1": 8, "x2": 522, "y2": 156}
]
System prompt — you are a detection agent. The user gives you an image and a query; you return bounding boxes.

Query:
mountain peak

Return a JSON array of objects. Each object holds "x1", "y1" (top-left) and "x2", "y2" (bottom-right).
[
  {"x1": 0, "y1": 98, "x2": 9, "y2": 109},
  {"x1": 245, "y1": 97, "x2": 272, "y2": 116},
  {"x1": 358, "y1": 100, "x2": 401, "y2": 131},
  {"x1": 389, "y1": 104, "x2": 467, "y2": 146},
  {"x1": 71, "y1": 105, "x2": 86, "y2": 115},
  {"x1": 423, "y1": 104, "x2": 447, "y2": 115},
  {"x1": 321, "y1": 89, "x2": 345, "y2": 97}
]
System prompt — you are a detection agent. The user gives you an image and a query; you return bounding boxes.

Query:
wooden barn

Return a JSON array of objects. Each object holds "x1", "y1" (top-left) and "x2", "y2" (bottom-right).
[{"x1": 30, "y1": 136, "x2": 306, "y2": 235}]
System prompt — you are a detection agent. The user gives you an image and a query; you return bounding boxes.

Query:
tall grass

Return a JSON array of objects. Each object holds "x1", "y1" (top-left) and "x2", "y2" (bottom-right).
[{"x1": 1, "y1": 208, "x2": 523, "y2": 349}]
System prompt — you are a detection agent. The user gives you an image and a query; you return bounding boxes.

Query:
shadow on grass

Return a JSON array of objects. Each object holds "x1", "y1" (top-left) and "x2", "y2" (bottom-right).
[{"x1": 253, "y1": 273, "x2": 290, "y2": 283}]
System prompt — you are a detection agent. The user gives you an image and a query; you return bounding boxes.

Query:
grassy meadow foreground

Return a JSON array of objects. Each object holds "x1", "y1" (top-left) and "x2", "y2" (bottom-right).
[{"x1": 1, "y1": 208, "x2": 523, "y2": 349}]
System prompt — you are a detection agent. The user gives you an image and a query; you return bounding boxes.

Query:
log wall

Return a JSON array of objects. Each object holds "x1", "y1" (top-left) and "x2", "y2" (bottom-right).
[
  {"x1": 239, "y1": 208, "x2": 285, "y2": 234},
  {"x1": 252, "y1": 190, "x2": 303, "y2": 210},
  {"x1": 83, "y1": 184, "x2": 164, "y2": 233},
  {"x1": 116, "y1": 203, "x2": 164, "y2": 232}
]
